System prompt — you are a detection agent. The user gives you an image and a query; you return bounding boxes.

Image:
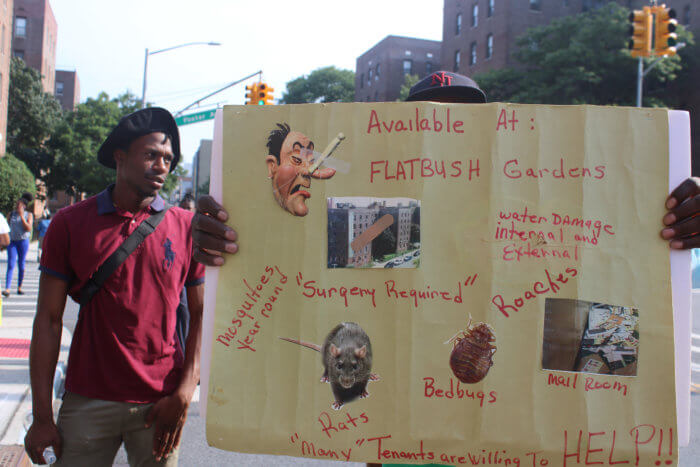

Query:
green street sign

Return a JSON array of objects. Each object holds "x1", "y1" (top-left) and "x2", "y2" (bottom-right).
[{"x1": 175, "y1": 109, "x2": 217, "y2": 126}]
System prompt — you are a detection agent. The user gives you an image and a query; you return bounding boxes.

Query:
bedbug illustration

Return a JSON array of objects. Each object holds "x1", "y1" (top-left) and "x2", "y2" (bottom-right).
[{"x1": 446, "y1": 318, "x2": 497, "y2": 384}]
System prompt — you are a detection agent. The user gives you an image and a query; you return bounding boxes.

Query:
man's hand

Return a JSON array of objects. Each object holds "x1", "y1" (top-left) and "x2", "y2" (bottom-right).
[
  {"x1": 662, "y1": 177, "x2": 700, "y2": 249},
  {"x1": 145, "y1": 393, "x2": 189, "y2": 461},
  {"x1": 192, "y1": 195, "x2": 237, "y2": 266},
  {"x1": 24, "y1": 420, "x2": 62, "y2": 465}
]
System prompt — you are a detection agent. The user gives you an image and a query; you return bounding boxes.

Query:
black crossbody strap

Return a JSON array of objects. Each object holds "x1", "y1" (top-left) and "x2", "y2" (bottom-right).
[{"x1": 79, "y1": 206, "x2": 170, "y2": 306}]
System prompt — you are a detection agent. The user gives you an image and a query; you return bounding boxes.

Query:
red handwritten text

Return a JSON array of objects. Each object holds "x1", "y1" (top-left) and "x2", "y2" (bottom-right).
[
  {"x1": 491, "y1": 267, "x2": 578, "y2": 318},
  {"x1": 423, "y1": 377, "x2": 497, "y2": 407},
  {"x1": 367, "y1": 107, "x2": 464, "y2": 135},
  {"x1": 216, "y1": 265, "x2": 288, "y2": 351},
  {"x1": 503, "y1": 158, "x2": 606, "y2": 180},
  {"x1": 317, "y1": 410, "x2": 369, "y2": 439},
  {"x1": 370, "y1": 158, "x2": 480, "y2": 183}
]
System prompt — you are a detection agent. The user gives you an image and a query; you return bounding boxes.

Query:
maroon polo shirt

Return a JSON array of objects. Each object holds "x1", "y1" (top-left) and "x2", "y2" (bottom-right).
[{"x1": 40, "y1": 186, "x2": 205, "y2": 403}]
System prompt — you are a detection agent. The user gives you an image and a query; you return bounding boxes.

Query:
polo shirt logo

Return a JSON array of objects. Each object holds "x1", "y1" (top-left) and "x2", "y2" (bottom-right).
[
  {"x1": 430, "y1": 72, "x2": 452, "y2": 87},
  {"x1": 163, "y1": 238, "x2": 175, "y2": 271}
]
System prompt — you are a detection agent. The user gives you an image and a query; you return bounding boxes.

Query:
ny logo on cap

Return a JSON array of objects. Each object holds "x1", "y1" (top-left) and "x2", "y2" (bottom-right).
[{"x1": 430, "y1": 72, "x2": 453, "y2": 87}]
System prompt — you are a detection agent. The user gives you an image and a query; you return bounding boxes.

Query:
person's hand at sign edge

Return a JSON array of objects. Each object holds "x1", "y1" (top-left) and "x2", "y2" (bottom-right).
[
  {"x1": 661, "y1": 177, "x2": 700, "y2": 249},
  {"x1": 192, "y1": 195, "x2": 238, "y2": 266}
]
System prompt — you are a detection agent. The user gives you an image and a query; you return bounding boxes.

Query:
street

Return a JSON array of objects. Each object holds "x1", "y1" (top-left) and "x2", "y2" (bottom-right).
[{"x1": 0, "y1": 242, "x2": 697, "y2": 465}]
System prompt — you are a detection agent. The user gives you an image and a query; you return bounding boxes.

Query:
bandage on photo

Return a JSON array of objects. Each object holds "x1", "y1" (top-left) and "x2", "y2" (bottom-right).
[{"x1": 327, "y1": 197, "x2": 421, "y2": 269}]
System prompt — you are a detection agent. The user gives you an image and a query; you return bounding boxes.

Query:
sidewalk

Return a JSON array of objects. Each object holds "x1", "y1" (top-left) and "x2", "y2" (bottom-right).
[{"x1": 0, "y1": 241, "x2": 72, "y2": 450}]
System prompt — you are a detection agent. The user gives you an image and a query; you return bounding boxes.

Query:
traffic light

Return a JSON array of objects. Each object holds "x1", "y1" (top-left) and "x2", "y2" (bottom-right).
[
  {"x1": 258, "y1": 82, "x2": 275, "y2": 105},
  {"x1": 628, "y1": 7, "x2": 652, "y2": 58},
  {"x1": 245, "y1": 83, "x2": 259, "y2": 105},
  {"x1": 653, "y1": 5, "x2": 678, "y2": 56}
]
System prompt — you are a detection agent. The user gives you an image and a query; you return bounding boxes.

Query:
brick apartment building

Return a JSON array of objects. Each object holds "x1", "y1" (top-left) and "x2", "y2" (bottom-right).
[
  {"x1": 327, "y1": 199, "x2": 418, "y2": 268},
  {"x1": 355, "y1": 35, "x2": 442, "y2": 102},
  {"x1": 54, "y1": 69, "x2": 79, "y2": 110},
  {"x1": 12, "y1": 0, "x2": 56, "y2": 94},
  {"x1": 442, "y1": 0, "x2": 700, "y2": 76},
  {"x1": 0, "y1": 0, "x2": 14, "y2": 156}
]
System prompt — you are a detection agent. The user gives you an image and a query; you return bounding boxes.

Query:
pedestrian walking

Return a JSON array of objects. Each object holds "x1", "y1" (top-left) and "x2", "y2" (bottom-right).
[
  {"x1": 36, "y1": 212, "x2": 51, "y2": 261},
  {"x1": 3, "y1": 193, "x2": 34, "y2": 297},
  {"x1": 24, "y1": 107, "x2": 208, "y2": 466}
]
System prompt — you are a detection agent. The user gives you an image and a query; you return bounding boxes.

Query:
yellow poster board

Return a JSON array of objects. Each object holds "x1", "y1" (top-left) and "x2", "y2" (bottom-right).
[{"x1": 205, "y1": 103, "x2": 679, "y2": 466}]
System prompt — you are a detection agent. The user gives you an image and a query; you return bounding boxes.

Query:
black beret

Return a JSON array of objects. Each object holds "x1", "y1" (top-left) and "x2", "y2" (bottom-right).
[
  {"x1": 406, "y1": 71, "x2": 486, "y2": 103},
  {"x1": 97, "y1": 107, "x2": 181, "y2": 172}
]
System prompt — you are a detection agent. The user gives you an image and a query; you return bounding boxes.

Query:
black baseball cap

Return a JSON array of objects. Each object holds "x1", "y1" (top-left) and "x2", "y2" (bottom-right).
[
  {"x1": 406, "y1": 71, "x2": 486, "y2": 103},
  {"x1": 97, "y1": 107, "x2": 181, "y2": 172}
]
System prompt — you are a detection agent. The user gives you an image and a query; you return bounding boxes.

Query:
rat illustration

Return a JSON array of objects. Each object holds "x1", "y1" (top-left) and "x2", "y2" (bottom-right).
[{"x1": 280, "y1": 322, "x2": 379, "y2": 410}]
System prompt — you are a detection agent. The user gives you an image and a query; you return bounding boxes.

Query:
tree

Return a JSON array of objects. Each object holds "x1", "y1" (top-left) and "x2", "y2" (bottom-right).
[
  {"x1": 0, "y1": 154, "x2": 36, "y2": 214},
  {"x1": 399, "y1": 74, "x2": 421, "y2": 101},
  {"x1": 474, "y1": 3, "x2": 689, "y2": 107},
  {"x1": 372, "y1": 228, "x2": 396, "y2": 261},
  {"x1": 279, "y1": 66, "x2": 355, "y2": 104},
  {"x1": 161, "y1": 164, "x2": 187, "y2": 197},
  {"x1": 47, "y1": 92, "x2": 141, "y2": 196},
  {"x1": 7, "y1": 57, "x2": 64, "y2": 179}
]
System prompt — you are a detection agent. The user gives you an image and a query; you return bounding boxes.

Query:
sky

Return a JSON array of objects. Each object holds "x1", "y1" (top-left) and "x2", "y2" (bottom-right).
[{"x1": 50, "y1": 0, "x2": 444, "y2": 167}]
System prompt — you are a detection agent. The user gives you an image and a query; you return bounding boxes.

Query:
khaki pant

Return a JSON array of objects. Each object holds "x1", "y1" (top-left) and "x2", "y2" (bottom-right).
[{"x1": 54, "y1": 392, "x2": 179, "y2": 467}]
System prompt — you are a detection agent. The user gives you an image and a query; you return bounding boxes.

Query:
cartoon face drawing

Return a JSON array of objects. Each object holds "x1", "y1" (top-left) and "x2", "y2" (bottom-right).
[{"x1": 265, "y1": 123, "x2": 336, "y2": 217}]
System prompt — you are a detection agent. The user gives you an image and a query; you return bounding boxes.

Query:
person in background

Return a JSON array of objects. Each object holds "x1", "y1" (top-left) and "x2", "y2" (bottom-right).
[
  {"x1": 178, "y1": 194, "x2": 195, "y2": 212},
  {"x1": 36, "y1": 212, "x2": 52, "y2": 262},
  {"x1": 3, "y1": 193, "x2": 34, "y2": 297}
]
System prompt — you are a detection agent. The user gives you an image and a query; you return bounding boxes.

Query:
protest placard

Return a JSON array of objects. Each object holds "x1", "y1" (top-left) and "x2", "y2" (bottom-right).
[{"x1": 201, "y1": 103, "x2": 689, "y2": 466}]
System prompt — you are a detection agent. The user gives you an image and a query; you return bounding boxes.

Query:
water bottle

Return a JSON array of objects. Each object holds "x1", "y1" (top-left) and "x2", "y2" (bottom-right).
[{"x1": 42, "y1": 446, "x2": 56, "y2": 465}]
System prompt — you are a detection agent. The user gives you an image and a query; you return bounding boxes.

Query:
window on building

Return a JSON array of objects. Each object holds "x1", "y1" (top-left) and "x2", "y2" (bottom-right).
[
  {"x1": 375, "y1": 63, "x2": 380, "y2": 79},
  {"x1": 56, "y1": 81, "x2": 64, "y2": 96},
  {"x1": 426, "y1": 61, "x2": 433, "y2": 74},
  {"x1": 454, "y1": 50, "x2": 461, "y2": 71},
  {"x1": 470, "y1": 42, "x2": 477, "y2": 65},
  {"x1": 1, "y1": 25, "x2": 5, "y2": 53},
  {"x1": 427, "y1": 52, "x2": 433, "y2": 58},
  {"x1": 581, "y1": 0, "x2": 591, "y2": 11},
  {"x1": 564, "y1": 0, "x2": 570, "y2": 6},
  {"x1": 14, "y1": 50, "x2": 23, "y2": 59},
  {"x1": 472, "y1": 4, "x2": 479, "y2": 26},
  {"x1": 683, "y1": 4, "x2": 691, "y2": 24},
  {"x1": 530, "y1": 0, "x2": 541, "y2": 11},
  {"x1": 14, "y1": 16, "x2": 26, "y2": 37},
  {"x1": 486, "y1": 34, "x2": 494, "y2": 59},
  {"x1": 456, "y1": 13, "x2": 462, "y2": 34},
  {"x1": 405, "y1": 50, "x2": 412, "y2": 56},
  {"x1": 488, "y1": 0, "x2": 495, "y2": 16},
  {"x1": 402, "y1": 59, "x2": 412, "y2": 75},
  {"x1": 360, "y1": 73, "x2": 364, "y2": 89},
  {"x1": 368, "y1": 68, "x2": 373, "y2": 83}
]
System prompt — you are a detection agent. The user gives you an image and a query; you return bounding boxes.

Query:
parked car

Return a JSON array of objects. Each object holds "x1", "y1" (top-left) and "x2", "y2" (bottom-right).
[
  {"x1": 384, "y1": 262, "x2": 395, "y2": 268},
  {"x1": 414, "y1": 250, "x2": 420, "y2": 257}
]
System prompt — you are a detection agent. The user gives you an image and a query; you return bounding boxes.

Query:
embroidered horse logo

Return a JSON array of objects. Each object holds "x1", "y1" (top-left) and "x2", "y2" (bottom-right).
[{"x1": 163, "y1": 238, "x2": 175, "y2": 270}]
